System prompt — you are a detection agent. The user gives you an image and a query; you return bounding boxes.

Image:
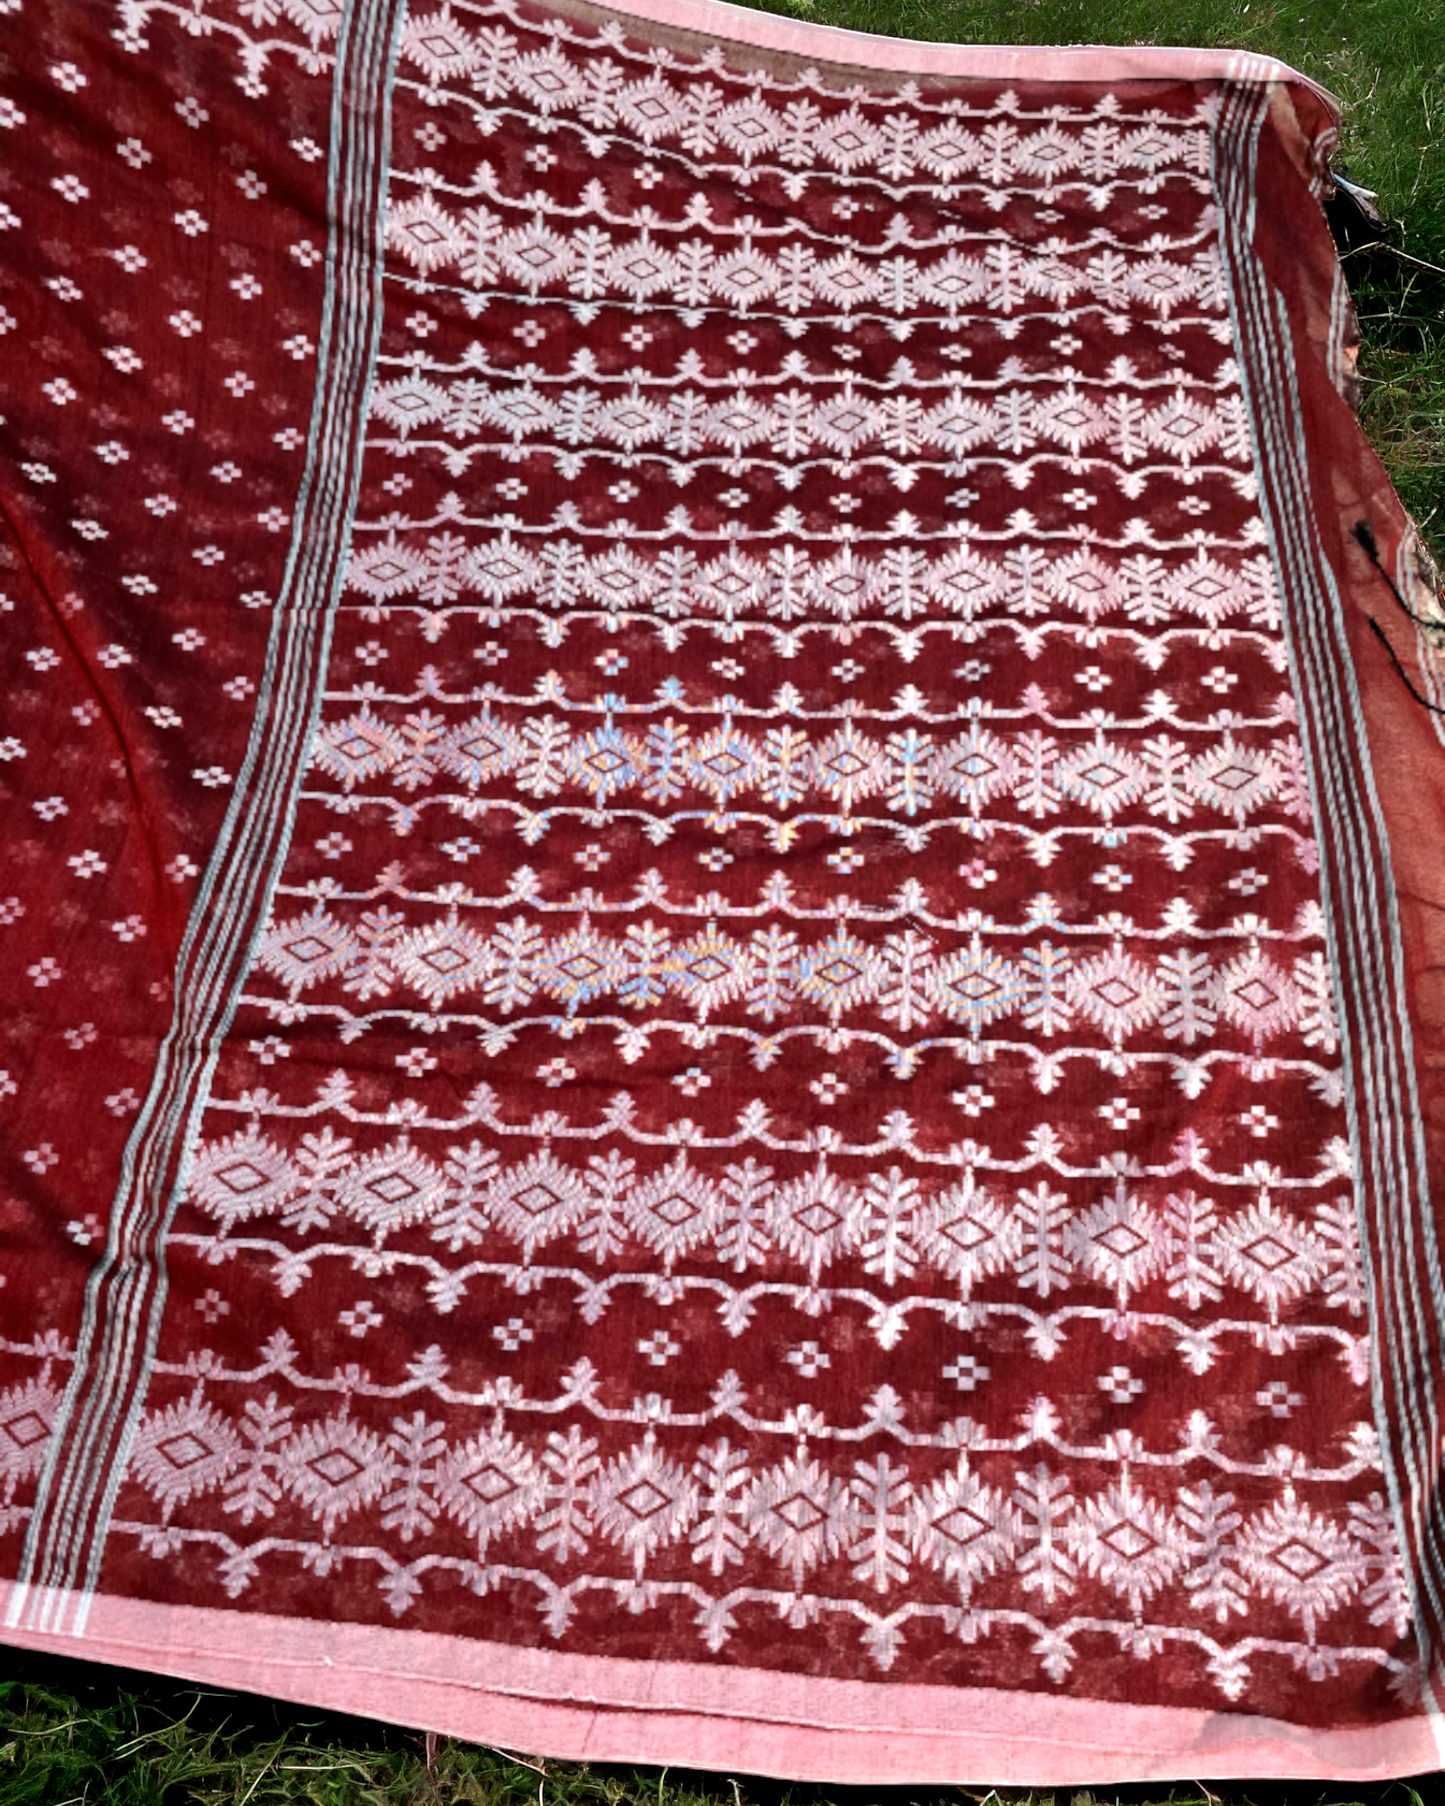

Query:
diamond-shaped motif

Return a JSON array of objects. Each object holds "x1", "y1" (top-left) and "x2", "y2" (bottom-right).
[
  {"x1": 1234, "y1": 977, "x2": 1279, "y2": 1011},
  {"x1": 1078, "y1": 760, "x2": 1128, "y2": 792},
  {"x1": 420, "y1": 944, "x2": 470, "y2": 976},
  {"x1": 820, "y1": 748, "x2": 869, "y2": 780},
  {"x1": 650, "y1": 1191, "x2": 700, "y2": 1227},
  {"x1": 1270, "y1": 1538, "x2": 1329, "y2": 1580},
  {"x1": 581, "y1": 747, "x2": 631, "y2": 777},
  {"x1": 934, "y1": 1505, "x2": 990, "y2": 1548},
  {"x1": 283, "y1": 935, "x2": 337, "y2": 965},
  {"x1": 158, "y1": 1431, "x2": 213, "y2": 1471},
  {"x1": 710, "y1": 571, "x2": 752, "y2": 602},
  {"x1": 216, "y1": 1160, "x2": 272, "y2": 1197},
  {"x1": 928, "y1": 136, "x2": 971, "y2": 168},
  {"x1": 463, "y1": 1464, "x2": 518, "y2": 1505},
  {"x1": 950, "y1": 971, "x2": 1006, "y2": 1004},
  {"x1": 1209, "y1": 762, "x2": 1258, "y2": 794},
  {"x1": 309, "y1": 1448, "x2": 364, "y2": 1487},
  {"x1": 1180, "y1": 572, "x2": 1229, "y2": 602},
  {"x1": 515, "y1": 1183, "x2": 566, "y2": 1218},
  {"x1": 363, "y1": 1170, "x2": 420, "y2": 1207},
  {"x1": 938, "y1": 1216, "x2": 993, "y2": 1254},
  {"x1": 1100, "y1": 1518, "x2": 1156, "y2": 1560},
  {"x1": 775, "y1": 1491, "x2": 826, "y2": 1534},
  {"x1": 794, "y1": 1201, "x2": 842, "y2": 1236},
  {"x1": 684, "y1": 952, "x2": 730, "y2": 984},
  {"x1": 1, "y1": 1411, "x2": 49, "y2": 1450},
  {"x1": 475, "y1": 555, "x2": 528, "y2": 584},
  {"x1": 619, "y1": 1480, "x2": 671, "y2": 1520},
  {"x1": 1242, "y1": 1234, "x2": 1296, "y2": 1272},
  {"x1": 1094, "y1": 1222, "x2": 1149, "y2": 1259}
]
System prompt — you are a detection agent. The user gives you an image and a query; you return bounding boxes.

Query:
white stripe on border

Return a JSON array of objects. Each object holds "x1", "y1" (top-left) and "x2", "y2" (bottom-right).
[{"x1": 1212, "y1": 68, "x2": 1445, "y2": 1749}]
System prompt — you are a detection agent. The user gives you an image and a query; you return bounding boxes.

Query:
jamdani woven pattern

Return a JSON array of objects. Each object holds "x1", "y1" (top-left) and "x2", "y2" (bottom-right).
[{"x1": 3, "y1": 0, "x2": 1444, "y2": 1782}]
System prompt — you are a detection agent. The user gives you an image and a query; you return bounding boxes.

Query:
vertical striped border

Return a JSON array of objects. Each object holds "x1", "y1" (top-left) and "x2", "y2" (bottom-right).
[
  {"x1": 5, "y1": 0, "x2": 408, "y2": 1637},
  {"x1": 1213, "y1": 73, "x2": 1445, "y2": 1730},
  {"x1": 1325, "y1": 261, "x2": 1351, "y2": 399}
]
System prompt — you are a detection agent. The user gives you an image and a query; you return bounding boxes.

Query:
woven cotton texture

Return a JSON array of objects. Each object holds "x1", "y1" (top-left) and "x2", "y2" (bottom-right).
[{"x1": 3, "y1": 0, "x2": 1445, "y2": 1783}]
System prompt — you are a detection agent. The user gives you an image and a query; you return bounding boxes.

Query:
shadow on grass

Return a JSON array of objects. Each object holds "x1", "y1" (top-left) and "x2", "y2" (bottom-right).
[{"x1": 1328, "y1": 178, "x2": 1445, "y2": 556}]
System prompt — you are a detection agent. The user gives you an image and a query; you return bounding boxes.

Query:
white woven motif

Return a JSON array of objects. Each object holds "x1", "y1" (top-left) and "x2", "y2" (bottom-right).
[{"x1": 86, "y1": 0, "x2": 1415, "y2": 1709}]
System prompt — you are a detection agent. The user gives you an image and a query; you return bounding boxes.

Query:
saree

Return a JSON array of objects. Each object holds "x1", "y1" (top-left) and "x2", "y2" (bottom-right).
[{"x1": 3, "y1": 0, "x2": 1445, "y2": 1782}]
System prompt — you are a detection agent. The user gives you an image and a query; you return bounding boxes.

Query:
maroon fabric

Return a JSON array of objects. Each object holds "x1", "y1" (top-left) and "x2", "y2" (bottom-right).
[
  {"x1": 3, "y1": 0, "x2": 1444, "y2": 1781},
  {"x1": 0, "y1": 0, "x2": 331, "y2": 1438}
]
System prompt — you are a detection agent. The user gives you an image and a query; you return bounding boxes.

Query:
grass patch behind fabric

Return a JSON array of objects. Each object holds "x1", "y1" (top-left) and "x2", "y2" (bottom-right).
[{"x1": 3, "y1": 0, "x2": 1442, "y2": 1801}]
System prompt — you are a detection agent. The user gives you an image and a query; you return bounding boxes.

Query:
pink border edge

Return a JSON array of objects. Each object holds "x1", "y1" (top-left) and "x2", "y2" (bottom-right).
[
  {"x1": 566, "y1": 0, "x2": 1340, "y2": 111},
  {"x1": 4, "y1": 1585, "x2": 1439, "y2": 1783}
]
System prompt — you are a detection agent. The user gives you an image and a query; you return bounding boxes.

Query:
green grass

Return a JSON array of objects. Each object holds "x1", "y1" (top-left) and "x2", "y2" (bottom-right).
[{"x1": 4, "y1": 2, "x2": 1442, "y2": 1801}]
